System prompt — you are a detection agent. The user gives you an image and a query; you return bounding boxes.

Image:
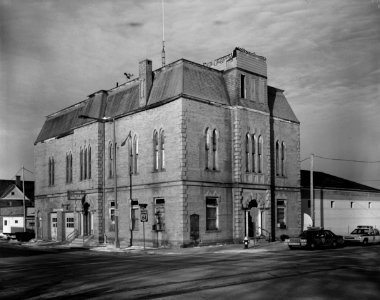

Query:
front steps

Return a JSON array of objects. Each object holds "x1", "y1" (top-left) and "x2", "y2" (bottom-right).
[{"x1": 69, "y1": 235, "x2": 94, "y2": 248}]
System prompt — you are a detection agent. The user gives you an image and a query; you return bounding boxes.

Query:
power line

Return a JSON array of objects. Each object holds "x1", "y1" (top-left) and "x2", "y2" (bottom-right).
[
  {"x1": 23, "y1": 167, "x2": 34, "y2": 174},
  {"x1": 314, "y1": 155, "x2": 380, "y2": 164}
]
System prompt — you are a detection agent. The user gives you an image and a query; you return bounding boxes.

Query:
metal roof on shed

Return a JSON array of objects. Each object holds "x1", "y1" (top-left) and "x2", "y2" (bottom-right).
[{"x1": 301, "y1": 170, "x2": 380, "y2": 192}]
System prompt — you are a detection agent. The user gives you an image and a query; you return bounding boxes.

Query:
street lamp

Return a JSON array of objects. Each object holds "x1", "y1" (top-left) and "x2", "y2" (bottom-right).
[
  {"x1": 121, "y1": 131, "x2": 133, "y2": 247},
  {"x1": 78, "y1": 114, "x2": 120, "y2": 248}
]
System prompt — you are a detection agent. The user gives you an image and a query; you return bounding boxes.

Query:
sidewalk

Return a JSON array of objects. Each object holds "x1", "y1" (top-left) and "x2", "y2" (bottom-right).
[
  {"x1": 90, "y1": 240, "x2": 287, "y2": 255},
  {"x1": 20, "y1": 239, "x2": 287, "y2": 255}
]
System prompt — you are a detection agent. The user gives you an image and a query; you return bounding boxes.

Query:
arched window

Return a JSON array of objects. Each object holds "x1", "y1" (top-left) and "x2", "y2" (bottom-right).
[
  {"x1": 258, "y1": 136, "x2": 263, "y2": 173},
  {"x1": 133, "y1": 135, "x2": 138, "y2": 174},
  {"x1": 160, "y1": 130, "x2": 165, "y2": 170},
  {"x1": 276, "y1": 140, "x2": 280, "y2": 176},
  {"x1": 80, "y1": 148, "x2": 83, "y2": 181},
  {"x1": 69, "y1": 152, "x2": 72, "y2": 183},
  {"x1": 66, "y1": 152, "x2": 72, "y2": 183},
  {"x1": 205, "y1": 128, "x2": 211, "y2": 170},
  {"x1": 245, "y1": 134, "x2": 250, "y2": 172},
  {"x1": 281, "y1": 142, "x2": 286, "y2": 176},
  {"x1": 51, "y1": 157, "x2": 55, "y2": 185},
  {"x1": 88, "y1": 146, "x2": 91, "y2": 179},
  {"x1": 84, "y1": 147, "x2": 88, "y2": 180},
  {"x1": 153, "y1": 131, "x2": 159, "y2": 171},
  {"x1": 212, "y1": 129, "x2": 218, "y2": 170},
  {"x1": 252, "y1": 134, "x2": 256, "y2": 173},
  {"x1": 66, "y1": 154, "x2": 69, "y2": 183},
  {"x1": 109, "y1": 142, "x2": 113, "y2": 178},
  {"x1": 48, "y1": 157, "x2": 52, "y2": 186}
]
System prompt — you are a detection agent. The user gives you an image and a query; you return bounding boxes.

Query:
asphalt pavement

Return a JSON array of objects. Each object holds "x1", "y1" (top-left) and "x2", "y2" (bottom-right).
[{"x1": 1, "y1": 238, "x2": 380, "y2": 299}]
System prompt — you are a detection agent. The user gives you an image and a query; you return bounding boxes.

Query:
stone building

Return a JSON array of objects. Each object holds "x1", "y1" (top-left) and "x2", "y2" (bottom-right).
[
  {"x1": 301, "y1": 170, "x2": 380, "y2": 235},
  {"x1": 34, "y1": 47, "x2": 301, "y2": 247}
]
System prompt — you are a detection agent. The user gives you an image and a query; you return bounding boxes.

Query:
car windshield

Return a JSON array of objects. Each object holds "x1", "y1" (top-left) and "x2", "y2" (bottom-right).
[
  {"x1": 300, "y1": 230, "x2": 318, "y2": 238},
  {"x1": 351, "y1": 229, "x2": 368, "y2": 234}
]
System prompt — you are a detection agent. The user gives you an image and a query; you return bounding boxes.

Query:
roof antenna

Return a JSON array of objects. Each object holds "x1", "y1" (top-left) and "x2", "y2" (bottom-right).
[{"x1": 161, "y1": 0, "x2": 166, "y2": 67}]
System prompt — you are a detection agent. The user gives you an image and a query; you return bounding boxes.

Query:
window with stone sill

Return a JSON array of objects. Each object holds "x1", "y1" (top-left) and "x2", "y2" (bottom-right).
[
  {"x1": 108, "y1": 142, "x2": 114, "y2": 178},
  {"x1": 206, "y1": 197, "x2": 218, "y2": 231},
  {"x1": 258, "y1": 135, "x2": 263, "y2": 173},
  {"x1": 66, "y1": 152, "x2": 73, "y2": 184},
  {"x1": 276, "y1": 200, "x2": 286, "y2": 229},
  {"x1": 48, "y1": 156, "x2": 55, "y2": 186},
  {"x1": 132, "y1": 207, "x2": 139, "y2": 231},
  {"x1": 154, "y1": 198, "x2": 165, "y2": 231},
  {"x1": 153, "y1": 130, "x2": 159, "y2": 172},
  {"x1": 109, "y1": 201, "x2": 115, "y2": 232},
  {"x1": 240, "y1": 74, "x2": 246, "y2": 99},
  {"x1": 205, "y1": 128, "x2": 219, "y2": 171},
  {"x1": 252, "y1": 134, "x2": 257, "y2": 173}
]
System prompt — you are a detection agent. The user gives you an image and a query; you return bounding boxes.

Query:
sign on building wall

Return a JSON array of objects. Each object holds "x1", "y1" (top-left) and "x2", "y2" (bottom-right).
[{"x1": 67, "y1": 190, "x2": 85, "y2": 200}]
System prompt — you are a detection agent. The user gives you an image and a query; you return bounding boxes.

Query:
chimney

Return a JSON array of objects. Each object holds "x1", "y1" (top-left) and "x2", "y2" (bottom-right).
[
  {"x1": 15, "y1": 175, "x2": 21, "y2": 187},
  {"x1": 139, "y1": 59, "x2": 153, "y2": 107}
]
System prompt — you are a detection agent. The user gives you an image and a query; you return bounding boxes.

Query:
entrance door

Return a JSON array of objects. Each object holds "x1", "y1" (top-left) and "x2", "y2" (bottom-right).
[
  {"x1": 82, "y1": 212, "x2": 92, "y2": 236},
  {"x1": 248, "y1": 213, "x2": 255, "y2": 238},
  {"x1": 65, "y1": 212, "x2": 75, "y2": 239},
  {"x1": 50, "y1": 213, "x2": 57, "y2": 241},
  {"x1": 190, "y1": 214, "x2": 199, "y2": 243}
]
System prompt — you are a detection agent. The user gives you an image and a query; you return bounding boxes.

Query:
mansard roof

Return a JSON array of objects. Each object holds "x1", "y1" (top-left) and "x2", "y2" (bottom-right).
[
  {"x1": 148, "y1": 60, "x2": 230, "y2": 105},
  {"x1": 35, "y1": 54, "x2": 298, "y2": 144},
  {"x1": 301, "y1": 170, "x2": 380, "y2": 193},
  {"x1": 35, "y1": 95, "x2": 105, "y2": 144},
  {"x1": 268, "y1": 86, "x2": 299, "y2": 123}
]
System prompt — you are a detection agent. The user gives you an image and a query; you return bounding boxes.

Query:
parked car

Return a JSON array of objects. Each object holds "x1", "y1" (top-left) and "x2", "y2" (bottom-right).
[
  {"x1": 343, "y1": 226, "x2": 380, "y2": 246},
  {"x1": 285, "y1": 227, "x2": 344, "y2": 250}
]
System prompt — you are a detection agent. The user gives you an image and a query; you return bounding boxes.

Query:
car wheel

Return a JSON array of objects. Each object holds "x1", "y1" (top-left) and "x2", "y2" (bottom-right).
[
  {"x1": 363, "y1": 239, "x2": 368, "y2": 246},
  {"x1": 289, "y1": 246, "x2": 294, "y2": 250},
  {"x1": 309, "y1": 242, "x2": 316, "y2": 250},
  {"x1": 332, "y1": 241, "x2": 338, "y2": 248}
]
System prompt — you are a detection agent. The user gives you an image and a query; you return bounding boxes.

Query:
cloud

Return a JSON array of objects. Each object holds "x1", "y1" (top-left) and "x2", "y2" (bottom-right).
[{"x1": 0, "y1": 0, "x2": 379, "y2": 188}]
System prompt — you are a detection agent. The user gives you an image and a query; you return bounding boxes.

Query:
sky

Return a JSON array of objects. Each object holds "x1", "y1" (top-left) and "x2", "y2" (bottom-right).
[{"x1": 0, "y1": 0, "x2": 379, "y2": 187}]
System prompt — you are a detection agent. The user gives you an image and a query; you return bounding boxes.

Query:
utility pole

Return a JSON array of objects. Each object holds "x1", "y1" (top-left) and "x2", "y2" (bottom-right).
[
  {"x1": 310, "y1": 153, "x2": 314, "y2": 227},
  {"x1": 113, "y1": 118, "x2": 120, "y2": 248},
  {"x1": 129, "y1": 151, "x2": 133, "y2": 247},
  {"x1": 22, "y1": 165, "x2": 26, "y2": 232}
]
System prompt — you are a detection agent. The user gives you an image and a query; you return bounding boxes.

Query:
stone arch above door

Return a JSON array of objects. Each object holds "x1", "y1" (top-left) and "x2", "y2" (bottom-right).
[{"x1": 241, "y1": 190, "x2": 269, "y2": 210}]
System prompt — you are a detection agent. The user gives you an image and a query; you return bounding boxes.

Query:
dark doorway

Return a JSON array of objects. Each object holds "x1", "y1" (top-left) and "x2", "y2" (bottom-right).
[
  {"x1": 190, "y1": 214, "x2": 199, "y2": 244},
  {"x1": 247, "y1": 200, "x2": 258, "y2": 239},
  {"x1": 248, "y1": 213, "x2": 255, "y2": 238},
  {"x1": 82, "y1": 202, "x2": 91, "y2": 236}
]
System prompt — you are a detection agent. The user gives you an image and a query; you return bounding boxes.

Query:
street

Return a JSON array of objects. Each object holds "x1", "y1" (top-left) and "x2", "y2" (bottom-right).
[{"x1": 1, "y1": 241, "x2": 379, "y2": 300}]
